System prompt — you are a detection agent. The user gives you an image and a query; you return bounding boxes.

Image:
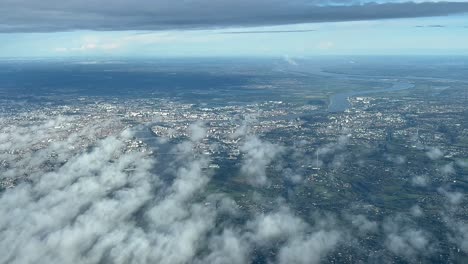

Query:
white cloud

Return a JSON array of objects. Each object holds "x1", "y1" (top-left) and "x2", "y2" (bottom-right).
[
  {"x1": 440, "y1": 162, "x2": 455, "y2": 175},
  {"x1": 278, "y1": 230, "x2": 341, "y2": 264},
  {"x1": 438, "y1": 188, "x2": 464, "y2": 205},
  {"x1": 426, "y1": 147, "x2": 443, "y2": 160},
  {"x1": 347, "y1": 214, "x2": 378, "y2": 233},
  {"x1": 200, "y1": 229, "x2": 249, "y2": 264},
  {"x1": 240, "y1": 136, "x2": 284, "y2": 186},
  {"x1": 248, "y1": 207, "x2": 308, "y2": 243},
  {"x1": 411, "y1": 175, "x2": 429, "y2": 187},
  {"x1": 383, "y1": 215, "x2": 434, "y2": 261},
  {"x1": 189, "y1": 121, "x2": 207, "y2": 142},
  {"x1": 410, "y1": 205, "x2": 424, "y2": 217},
  {"x1": 0, "y1": 116, "x2": 218, "y2": 264},
  {"x1": 0, "y1": 115, "x2": 345, "y2": 264}
]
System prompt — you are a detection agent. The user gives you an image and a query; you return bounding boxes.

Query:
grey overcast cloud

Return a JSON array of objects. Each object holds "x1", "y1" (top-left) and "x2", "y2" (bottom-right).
[{"x1": 1, "y1": 0, "x2": 468, "y2": 32}]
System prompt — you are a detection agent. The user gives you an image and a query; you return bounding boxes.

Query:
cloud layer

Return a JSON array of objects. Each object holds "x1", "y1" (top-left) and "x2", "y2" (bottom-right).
[
  {"x1": 0, "y1": 116, "x2": 344, "y2": 264},
  {"x1": 1, "y1": 105, "x2": 467, "y2": 263},
  {"x1": 1, "y1": 1, "x2": 468, "y2": 32}
]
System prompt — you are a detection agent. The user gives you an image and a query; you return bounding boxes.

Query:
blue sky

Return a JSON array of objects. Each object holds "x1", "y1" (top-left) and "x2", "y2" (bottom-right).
[{"x1": 0, "y1": 1, "x2": 467, "y2": 57}]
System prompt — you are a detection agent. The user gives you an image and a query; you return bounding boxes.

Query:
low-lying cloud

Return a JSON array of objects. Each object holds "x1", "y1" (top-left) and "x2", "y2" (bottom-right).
[
  {"x1": 0, "y1": 116, "x2": 341, "y2": 264},
  {"x1": 1, "y1": 110, "x2": 466, "y2": 263},
  {"x1": 240, "y1": 136, "x2": 284, "y2": 186}
]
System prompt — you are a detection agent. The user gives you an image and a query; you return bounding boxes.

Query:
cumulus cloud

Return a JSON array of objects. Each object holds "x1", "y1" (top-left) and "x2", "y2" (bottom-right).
[
  {"x1": 456, "y1": 159, "x2": 468, "y2": 168},
  {"x1": 282, "y1": 168, "x2": 304, "y2": 184},
  {"x1": 385, "y1": 229, "x2": 431, "y2": 260},
  {"x1": 314, "y1": 134, "x2": 350, "y2": 169},
  {"x1": 411, "y1": 175, "x2": 429, "y2": 187},
  {"x1": 438, "y1": 187, "x2": 464, "y2": 206},
  {"x1": 0, "y1": 115, "x2": 125, "y2": 181},
  {"x1": 240, "y1": 136, "x2": 284, "y2": 186},
  {"x1": 446, "y1": 219, "x2": 468, "y2": 254},
  {"x1": 426, "y1": 147, "x2": 443, "y2": 160},
  {"x1": 1, "y1": 1, "x2": 468, "y2": 32},
  {"x1": 410, "y1": 205, "x2": 424, "y2": 217},
  {"x1": 0, "y1": 130, "x2": 158, "y2": 263},
  {"x1": 440, "y1": 162, "x2": 455, "y2": 175},
  {"x1": 383, "y1": 215, "x2": 435, "y2": 261},
  {"x1": 245, "y1": 208, "x2": 343, "y2": 264},
  {"x1": 189, "y1": 121, "x2": 207, "y2": 142},
  {"x1": 318, "y1": 134, "x2": 350, "y2": 156},
  {"x1": 0, "y1": 116, "x2": 220, "y2": 264},
  {"x1": 439, "y1": 186, "x2": 468, "y2": 254},
  {"x1": 2, "y1": 109, "x2": 465, "y2": 263},
  {"x1": 230, "y1": 114, "x2": 257, "y2": 139},
  {"x1": 385, "y1": 154, "x2": 406, "y2": 165},
  {"x1": 277, "y1": 230, "x2": 341, "y2": 264},
  {"x1": 346, "y1": 214, "x2": 378, "y2": 234},
  {"x1": 248, "y1": 206, "x2": 309, "y2": 243},
  {"x1": 0, "y1": 115, "x2": 347, "y2": 264},
  {"x1": 199, "y1": 229, "x2": 249, "y2": 264}
]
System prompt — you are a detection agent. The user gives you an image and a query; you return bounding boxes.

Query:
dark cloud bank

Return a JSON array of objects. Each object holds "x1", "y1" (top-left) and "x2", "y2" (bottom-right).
[{"x1": 0, "y1": 0, "x2": 468, "y2": 32}]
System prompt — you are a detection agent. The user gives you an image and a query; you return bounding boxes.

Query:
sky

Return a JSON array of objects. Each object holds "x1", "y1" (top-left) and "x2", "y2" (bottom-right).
[{"x1": 0, "y1": 0, "x2": 467, "y2": 57}]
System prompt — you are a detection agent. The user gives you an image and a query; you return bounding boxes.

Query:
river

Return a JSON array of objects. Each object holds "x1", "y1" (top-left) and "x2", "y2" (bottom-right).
[{"x1": 328, "y1": 81, "x2": 415, "y2": 112}]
